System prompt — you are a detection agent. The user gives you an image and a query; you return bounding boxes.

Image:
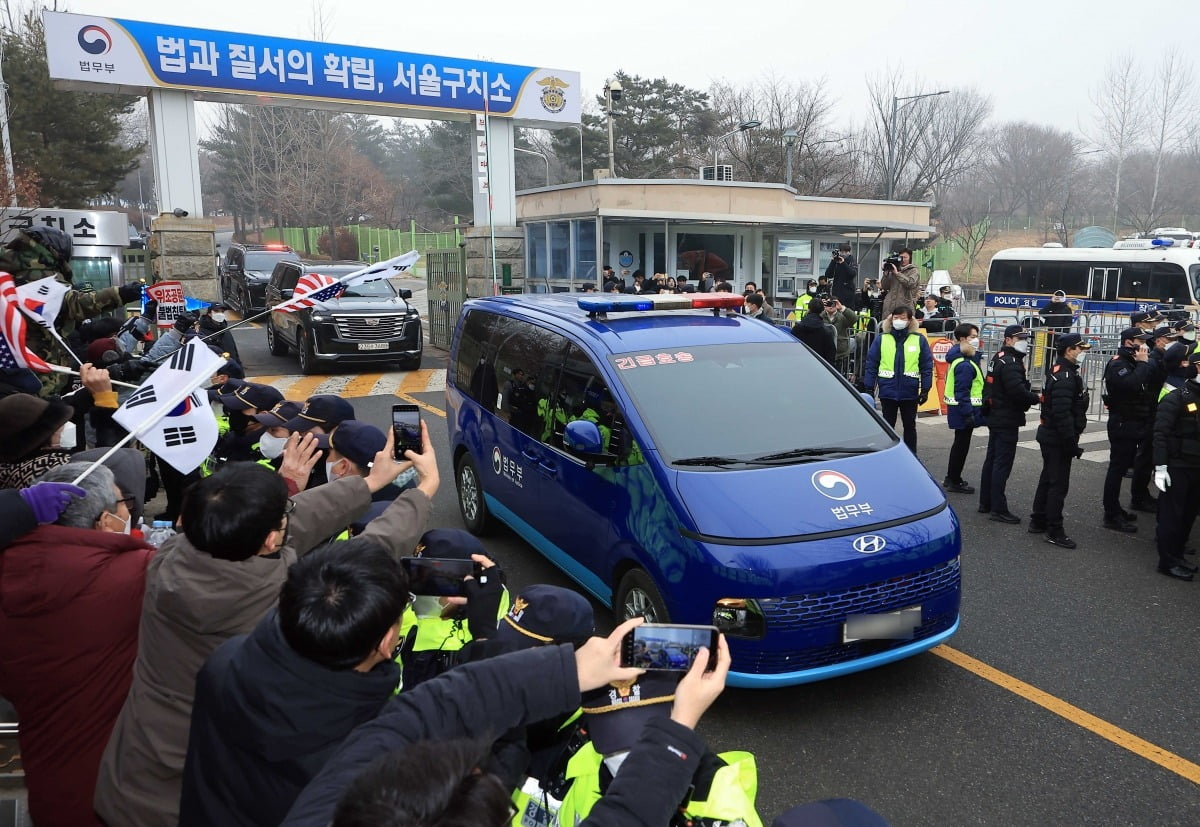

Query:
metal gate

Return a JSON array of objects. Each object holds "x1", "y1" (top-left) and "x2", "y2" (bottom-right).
[{"x1": 426, "y1": 246, "x2": 467, "y2": 350}]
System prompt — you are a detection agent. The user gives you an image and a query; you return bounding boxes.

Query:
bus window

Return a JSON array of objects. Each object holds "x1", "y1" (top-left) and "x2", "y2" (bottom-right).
[
  {"x1": 1034, "y1": 262, "x2": 1058, "y2": 294},
  {"x1": 1149, "y1": 263, "x2": 1188, "y2": 303},
  {"x1": 1191, "y1": 265, "x2": 1200, "y2": 299},
  {"x1": 1120, "y1": 263, "x2": 1152, "y2": 299},
  {"x1": 1089, "y1": 267, "x2": 1119, "y2": 301},
  {"x1": 1059, "y1": 262, "x2": 1089, "y2": 295},
  {"x1": 988, "y1": 260, "x2": 1023, "y2": 292}
]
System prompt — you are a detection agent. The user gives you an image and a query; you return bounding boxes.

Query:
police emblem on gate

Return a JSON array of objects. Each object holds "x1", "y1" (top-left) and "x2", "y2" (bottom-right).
[
  {"x1": 852, "y1": 535, "x2": 886, "y2": 554},
  {"x1": 537, "y1": 76, "x2": 569, "y2": 114}
]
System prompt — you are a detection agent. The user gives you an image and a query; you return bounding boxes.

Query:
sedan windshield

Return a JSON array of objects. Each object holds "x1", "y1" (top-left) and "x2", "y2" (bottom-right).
[
  {"x1": 611, "y1": 342, "x2": 893, "y2": 466},
  {"x1": 245, "y1": 251, "x2": 300, "y2": 271}
]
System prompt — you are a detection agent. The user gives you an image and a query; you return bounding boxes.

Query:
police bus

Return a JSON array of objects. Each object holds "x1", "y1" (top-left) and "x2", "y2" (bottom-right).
[{"x1": 983, "y1": 239, "x2": 1200, "y2": 320}]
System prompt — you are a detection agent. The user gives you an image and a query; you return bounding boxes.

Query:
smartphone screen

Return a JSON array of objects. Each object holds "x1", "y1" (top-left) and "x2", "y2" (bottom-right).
[
  {"x1": 392, "y1": 404, "x2": 422, "y2": 460},
  {"x1": 620, "y1": 623, "x2": 718, "y2": 672},
  {"x1": 401, "y1": 557, "x2": 478, "y2": 596}
]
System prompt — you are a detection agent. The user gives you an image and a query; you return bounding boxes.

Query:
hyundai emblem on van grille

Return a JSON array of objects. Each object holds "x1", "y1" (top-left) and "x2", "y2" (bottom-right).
[{"x1": 852, "y1": 535, "x2": 887, "y2": 554}]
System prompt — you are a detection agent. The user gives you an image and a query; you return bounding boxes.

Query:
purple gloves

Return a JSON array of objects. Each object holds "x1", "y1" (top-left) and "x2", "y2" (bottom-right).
[{"x1": 19, "y1": 482, "x2": 86, "y2": 524}]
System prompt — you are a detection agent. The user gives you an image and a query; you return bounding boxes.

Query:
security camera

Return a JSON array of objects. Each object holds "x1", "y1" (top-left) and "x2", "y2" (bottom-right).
[
  {"x1": 172, "y1": 207, "x2": 189, "y2": 218},
  {"x1": 608, "y1": 80, "x2": 623, "y2": 102}
]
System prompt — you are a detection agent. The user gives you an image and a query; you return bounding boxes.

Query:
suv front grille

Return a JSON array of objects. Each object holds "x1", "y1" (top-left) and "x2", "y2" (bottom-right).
[
  {"x1": 761, "y1": 558, "x2": 960, "y2": 632},
  {"x1": 333, "y1": 315, "x2": 410, "y2": 340}
]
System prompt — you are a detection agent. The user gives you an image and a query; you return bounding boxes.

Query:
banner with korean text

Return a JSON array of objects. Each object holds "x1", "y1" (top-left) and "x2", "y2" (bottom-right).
[{"x1": 42, "y1": 11, "x2": 581, "y2": 127}]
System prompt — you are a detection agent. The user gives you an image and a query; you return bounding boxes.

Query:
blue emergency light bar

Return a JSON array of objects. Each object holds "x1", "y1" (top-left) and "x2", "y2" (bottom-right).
[
  {"x1": 1150, "y1": 238, "x2": 1175, "y2": 247},
  {"x1": 577, "y1": 294, "x2": 745, "y2": 314}
]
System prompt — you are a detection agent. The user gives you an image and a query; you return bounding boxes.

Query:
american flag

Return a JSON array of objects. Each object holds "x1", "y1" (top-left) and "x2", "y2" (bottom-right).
[
  {"x1": 272, "y1": 273, "x2": 345, "y2": 314},
  {"x1": 0, "y1": 271, "x2": 50, "y2": 373}
]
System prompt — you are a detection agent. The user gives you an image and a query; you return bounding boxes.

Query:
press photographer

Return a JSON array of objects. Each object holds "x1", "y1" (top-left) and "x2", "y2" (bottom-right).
[{"x1": 880, "y1": 247, "x2": 921, "y2": 324}]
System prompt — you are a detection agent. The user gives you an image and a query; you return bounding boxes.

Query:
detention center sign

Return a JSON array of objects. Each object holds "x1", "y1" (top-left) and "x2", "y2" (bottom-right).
[{"x1": 42, "y1": 11, "x2": 581, "y2": 126}]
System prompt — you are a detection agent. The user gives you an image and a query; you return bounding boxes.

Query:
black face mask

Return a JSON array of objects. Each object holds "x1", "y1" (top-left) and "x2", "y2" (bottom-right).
[{"x1": 227, "y1": 410, "x2": 251, "y2": 434}]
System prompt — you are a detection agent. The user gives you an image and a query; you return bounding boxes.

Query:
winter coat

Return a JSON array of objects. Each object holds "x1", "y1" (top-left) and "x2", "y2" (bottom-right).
[
  {"x1": 178, "y1": 609, "x2": 401, "y2": 826},
  {"x1": 881, "y1": 263, "x2": 921, "y2": 319},
  {"x1": 281, "y1": 645, "x2": 706, "y2": 827},
  {"x1": 0, "y1": 524, "x2": 154, "y2": 827},
  {"x1": 984, "y1": 347, "x2": 1040, "y2": 430},
  {"x1": 1036, "y1": 357, "x2": 1089, "y2": 449},
  {"x1": 1153, "y1": 381, "x2": 1200, "y2": 469},
  {"x1": 93, "y1": 476, "x2": 432, "y2": 827},
  {"x1": 825, "y1": 254, "x2": 859, "y2": 306},
  {"x1": 944, "y1": 344, "x2": 984, "y2": 430},
  {"x1": 1102, "y1": 347, "x2": 1154, "y2": 424},
  {"x1": 791, "y1": 313, "x2": 836, "y2": 363},
  {"x1": 863, "y1": 328, "x2": 933, "y2": 402},
  {"x1": 1038, "y1": 300, "x2": 1074, "y2": 330},
  {"x1": 825, "y1": 306, "x2": 859, "y2": 358}
]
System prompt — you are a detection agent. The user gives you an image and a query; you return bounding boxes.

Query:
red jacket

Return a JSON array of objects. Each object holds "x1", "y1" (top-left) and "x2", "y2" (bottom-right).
[{"x1": 0, "y1": 525, "x2": 154, "y2": 826}]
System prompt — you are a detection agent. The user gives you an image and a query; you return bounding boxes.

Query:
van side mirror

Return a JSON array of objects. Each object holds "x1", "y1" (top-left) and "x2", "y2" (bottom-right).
[
  {"x1": 399, "y1": 288, "x2": 413, "y2": 300},
  {"x1": 280, "y1": 288, "x2": 294, "y2": 299},
  {"x1": 564, "y1": 420, "x2": 612, "y2": 467}
]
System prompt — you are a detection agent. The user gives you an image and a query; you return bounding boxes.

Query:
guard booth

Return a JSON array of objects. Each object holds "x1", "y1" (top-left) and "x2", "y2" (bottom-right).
[{"x1": 0, "y1": 208, "x2": 130, "y2": 290}]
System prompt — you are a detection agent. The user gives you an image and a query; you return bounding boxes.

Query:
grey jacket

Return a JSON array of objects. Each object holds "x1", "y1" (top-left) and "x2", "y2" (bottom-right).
[
  {"x1": 93, "y1": 476, "x2": 432, "y2": 827},
  {"x1": 881, "y1": 263, "x2": 921, "y2": 320}
]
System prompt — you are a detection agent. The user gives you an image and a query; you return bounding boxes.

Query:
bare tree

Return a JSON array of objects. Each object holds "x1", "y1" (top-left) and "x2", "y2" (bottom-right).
[
  {"x1": 982, "y1": 122, "x2": 1080, "y2": 219},
  {"x1": 1145, "y1": 49, "x2": 1194, "y2": 228},
  {"x1": 1087, "y1": 53, "x2": 1146, "y2": 231},
  {"x1": 939, "y1": 178, "x2": 994, "y2": 282},
  {"x1": 864, "y1": 70, "x2": 992, "y2": 202}
]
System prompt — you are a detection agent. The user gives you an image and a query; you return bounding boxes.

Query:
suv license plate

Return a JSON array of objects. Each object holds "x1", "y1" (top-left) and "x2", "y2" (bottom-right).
[
  {"x1": 357, "y1": 343, "x2": 389, "y2": 351},
  {"x1": 843, "y1": 606, "x2": 921, "y2": 643}
]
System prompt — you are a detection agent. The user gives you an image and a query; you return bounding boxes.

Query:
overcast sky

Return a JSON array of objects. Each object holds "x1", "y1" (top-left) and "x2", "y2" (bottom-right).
[{"x1": 65, "y1": 0, "x2": 1190, "y2": 139}]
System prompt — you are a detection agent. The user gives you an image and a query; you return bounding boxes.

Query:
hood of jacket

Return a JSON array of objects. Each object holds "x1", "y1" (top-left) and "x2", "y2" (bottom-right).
[
  {"x1": 213, "y1": 609, "x2": 399, "y2": 761},
  {"x1": 0, "y1": 524, "x2": 152, "y2": 617},
  {"x1": 946, "y1": 343, "x2": 964, "y2": 363}
]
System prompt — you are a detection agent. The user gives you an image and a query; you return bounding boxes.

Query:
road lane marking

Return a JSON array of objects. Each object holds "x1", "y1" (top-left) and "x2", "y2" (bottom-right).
[
  {"x1": 285, "y1": 375, "x2": 334, "y2": 399},
  {"x1": 933, "y1": 645, "x2": 1200, "y2": 785},
  {"x1": 342, "y1": 373, "x2": 385, "y2": 398}
]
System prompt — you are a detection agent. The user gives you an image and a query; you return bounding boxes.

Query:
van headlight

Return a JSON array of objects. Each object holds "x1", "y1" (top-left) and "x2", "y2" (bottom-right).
[{"x1": 712, "y1": 598, "x2": 766, "y2": 639}]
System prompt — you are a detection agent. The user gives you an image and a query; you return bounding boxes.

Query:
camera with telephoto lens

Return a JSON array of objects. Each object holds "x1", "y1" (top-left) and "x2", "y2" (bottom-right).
[{"x1": 882, "y1": 255, "x2": 902, "y2": 272}]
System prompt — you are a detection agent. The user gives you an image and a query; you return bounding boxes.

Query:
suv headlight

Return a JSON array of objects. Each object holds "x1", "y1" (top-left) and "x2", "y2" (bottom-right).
[
  {"x1": 311, "y1": 313, "x2": 329, "y2": 322},
  {"x1": 712, "y1": 598, "x2": 767, "y2": 639}
]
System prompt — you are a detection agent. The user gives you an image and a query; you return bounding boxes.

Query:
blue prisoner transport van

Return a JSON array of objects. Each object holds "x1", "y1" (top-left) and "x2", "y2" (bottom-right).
[{"x1": 446, "y1": 292, "x2": 961, "y2": 687}]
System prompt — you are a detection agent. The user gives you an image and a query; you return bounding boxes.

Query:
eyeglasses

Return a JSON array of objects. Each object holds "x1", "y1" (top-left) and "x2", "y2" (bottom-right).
[{"x1": 117, "y1": 495, "x2": 137, "y2": 509}]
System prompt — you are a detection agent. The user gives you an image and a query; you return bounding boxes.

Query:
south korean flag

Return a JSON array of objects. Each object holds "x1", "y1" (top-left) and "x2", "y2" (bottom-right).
[{"x1": 113, "y1": 340, "x2": 223, "y2": 473}]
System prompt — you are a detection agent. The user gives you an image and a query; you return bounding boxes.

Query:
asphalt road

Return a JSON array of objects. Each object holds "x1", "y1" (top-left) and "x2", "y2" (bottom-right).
[{"x1": 230, "y1": 315, "x2": 1200, "y2": 826}]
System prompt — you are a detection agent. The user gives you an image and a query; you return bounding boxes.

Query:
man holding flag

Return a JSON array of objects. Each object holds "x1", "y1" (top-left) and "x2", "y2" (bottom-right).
[{"x1": 3, "y1": 226, "x2": 142, "y2": 395}]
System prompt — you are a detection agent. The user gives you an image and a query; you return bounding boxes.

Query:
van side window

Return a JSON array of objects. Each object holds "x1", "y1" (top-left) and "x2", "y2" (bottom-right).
[
  {"x1": 554, "y1": 344, "x2": 628, "y2": 460},
  {"x1": 453, "y1": 310, "x2": 498, "y2": 410},
  {"x1": 275, "y1": 263, "x2": 300, "y2": 293},
  {"x1": 492, "y1": 316, "x2": 568, "y2": 439}
]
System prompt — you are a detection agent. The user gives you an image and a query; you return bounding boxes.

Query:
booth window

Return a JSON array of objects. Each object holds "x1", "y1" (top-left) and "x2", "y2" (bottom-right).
[{"x1": 71, "y1": 257, "x2": 113, "y2": 292}]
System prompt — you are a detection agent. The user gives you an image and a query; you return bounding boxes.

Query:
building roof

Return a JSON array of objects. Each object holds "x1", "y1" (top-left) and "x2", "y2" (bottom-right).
[{"x1": 516, "y1": 179, "x2": 934, "y2": 237}]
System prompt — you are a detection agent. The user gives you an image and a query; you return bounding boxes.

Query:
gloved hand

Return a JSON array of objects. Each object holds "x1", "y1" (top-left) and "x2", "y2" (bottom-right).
[
  {"x1": 118, "y1": 283, "x2": 144, "y2": 304},
  {"x1": 917, "y1": 390, "x2": 929, "y2": 405},
  {"x1": 1155, "y1": 465, "x2": 1172, "y2": 493},
  {"x1": 973, "y1": 411, "x2": 987, "y2": 428},
  {"x1": 19, "y1": 482, "x2": 85, "y2": 524},
  {"x1": 463, "y1": 558, "x2": 506, "y2": 640}
]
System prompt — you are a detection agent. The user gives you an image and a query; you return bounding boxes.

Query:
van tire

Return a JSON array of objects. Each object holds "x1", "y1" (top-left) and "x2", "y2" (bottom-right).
[
  {"x1": 455, "y1": 454, "x2": 491, "y2": 535},
  {"x1": 615, "y1": 569, "x2": 669, "y2": 624}
]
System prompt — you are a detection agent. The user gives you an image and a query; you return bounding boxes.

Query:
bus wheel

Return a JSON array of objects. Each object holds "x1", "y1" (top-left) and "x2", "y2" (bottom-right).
[{"x1": 615, "y1": 569, "x2": 669, "y2": 624}]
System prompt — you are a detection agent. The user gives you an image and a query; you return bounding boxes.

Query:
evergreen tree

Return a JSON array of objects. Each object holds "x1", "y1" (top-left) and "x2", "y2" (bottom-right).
[{"x1": 2, "y1": 11, "x2": 141, "y2": 207}]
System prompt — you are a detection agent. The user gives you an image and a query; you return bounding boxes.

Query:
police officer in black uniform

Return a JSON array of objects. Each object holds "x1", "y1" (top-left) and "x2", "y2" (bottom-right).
[
  {"x1": 1101, "y1": 328, "x2": 1155, "y2": 532},
  {"x1": 1031, "y1": 332, "x2": 1091, "y2": 548},
  {"x1": 978, "y1": 324, "x2": 1040, "y2": 524},
  {"x1": 1151, "y1": 350, "x2": 1200, "y2": 581}
]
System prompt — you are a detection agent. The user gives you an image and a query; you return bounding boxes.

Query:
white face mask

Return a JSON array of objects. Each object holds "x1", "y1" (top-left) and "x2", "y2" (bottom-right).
[
  {"x1": 1013, "y1": 339, "x2": 1030, "y2": 354},
  {"x1": 1074, "y1": 352, "x2": 1087, "y2": 366},
  {"x1": 259, "y1": 432, "x2": 288, "y2": 460},
  {"x1": 1185, "y1": 331, "x2": 1197, "y2": 342},
  {"x1": 101, "y1": 510, "x2": 131, "y2": 535},
  {"x1": 968, "y1": 337, "x2": 980, "y2": 349},
  {"x1": 58, "y1": 420, "x2": 77, "y2": 450},
  {"x1": 211, "y1": 313, "x2": 226, "y2": 324},
  {"x1": 892, "y1": 318, "x2": 909, "y2": 331},
  {"x1": 325, "y1": 460, "x2": 341, "y2": 482}
]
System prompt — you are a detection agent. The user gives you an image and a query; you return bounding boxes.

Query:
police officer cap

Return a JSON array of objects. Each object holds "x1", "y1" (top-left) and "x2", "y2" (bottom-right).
[
  {"x1": 1189, "y1": 350, "x2": 1200, "y2": 366},
  {"x1": 580, "y1": 672, "x2": 678, "y2": 755},
  {"x1": 252, "y1": 400, "x2": 302, "y2": 428},
  {"x1": 1119, "y1": 327, "x2": 1153, "y2": 342},
  {"x1": 320, "y1": 420, "x2": 387, "y2": 469},
  {"x1": 1173, "y1": 320, "x2": 1195, "y2": 333},
  {"x1": 1056, "y1": 333, "x2": 1091, "y2": 350},
  {"x1": 1002, "y1": 324, "x2": 1028, "y2": 339},
  {"x1": 1152, "y1": 326, "x2": 1176, "y2": 340},
  {"x1": 495, "y1": 584, "x2": 594, "y2": 649},
  {"x1": 218, "y1": 382, "x2": 284, "y2": 412},
  {"x1": 1130, "y1": 311, "x2": 1151, "y2": 325},
  {"x1": 414, "y1": 528, "x2": 490, "y2": 562}
]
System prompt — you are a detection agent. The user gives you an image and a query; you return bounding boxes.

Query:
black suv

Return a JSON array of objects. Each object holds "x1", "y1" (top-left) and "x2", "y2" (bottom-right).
[
  {"x1": 220, "y1": 243, "x2": 300, "y2": 315},
  {"x1": 265, "y1": 260, "x2": 423, "y2": 373}
]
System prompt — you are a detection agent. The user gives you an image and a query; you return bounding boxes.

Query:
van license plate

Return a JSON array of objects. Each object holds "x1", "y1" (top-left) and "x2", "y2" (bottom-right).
[
  {"x1": 843, "y1": 606, "x2": 921, "y2": 643},
  {"x1": 357, "y1": 343, "x2": 389, "y2": 351}
]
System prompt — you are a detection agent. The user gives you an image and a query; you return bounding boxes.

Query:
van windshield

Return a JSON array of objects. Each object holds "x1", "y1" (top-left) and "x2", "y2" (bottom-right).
[{"x1": 610, "y1": 342, "x2": 894, "y2": 466}]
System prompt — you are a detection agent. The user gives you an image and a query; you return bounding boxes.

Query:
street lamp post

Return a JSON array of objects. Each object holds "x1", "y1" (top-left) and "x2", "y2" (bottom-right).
[
  {"x1": 713, "y1": 119, "x2": 761, "y2": 181},
  {"x1": 886, "y1": 90, "x2": 949, "y2": 200},
  {"x1": 783, "y1": 128, "x2": 798, "y2": 187},
  {"x1": 514, "y1": 146, "x2": 550, "y2": 187},
  {"x1": 570, "y1": 124, "x2": 584, "y2": 182},
  {"x1": 604, "y1": 79, "x2": 623, "y2": 178}
]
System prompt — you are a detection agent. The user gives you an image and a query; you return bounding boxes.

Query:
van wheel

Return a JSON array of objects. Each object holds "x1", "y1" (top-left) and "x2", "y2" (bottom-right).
[
  {"x1": 615, "y1": 569, "x2": 669, "y2": 623},
  {"x1": 456, "y1": 454, "x2": 491, "y2": 535},
  {"x1": 266, "y1": 320, "x2": 288, "y2": 356},
  {"x1": 297, "y1": 328, "x2": 319, "y2": 375}
]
